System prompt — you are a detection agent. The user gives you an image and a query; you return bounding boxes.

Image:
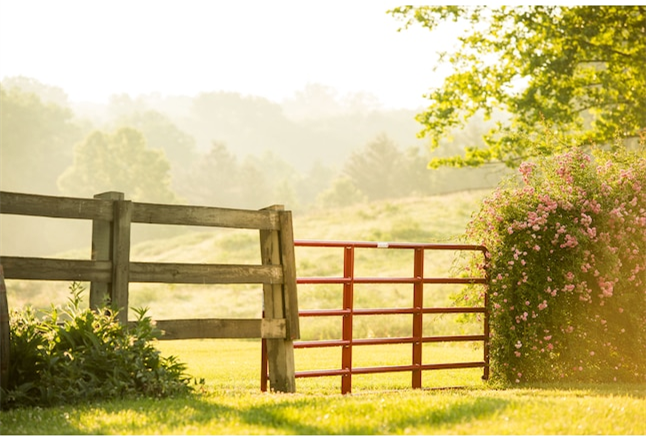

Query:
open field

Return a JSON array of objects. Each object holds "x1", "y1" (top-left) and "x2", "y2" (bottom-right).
[
  {"x1": 4, "y1": 190, "x2": 490, "y2": 337},
  {"x1": 1, "y1": 339, "x2": 645, "y2": 435},
  {"x1": 2, "y1": 190, "x2": 646, "y2": 434}
]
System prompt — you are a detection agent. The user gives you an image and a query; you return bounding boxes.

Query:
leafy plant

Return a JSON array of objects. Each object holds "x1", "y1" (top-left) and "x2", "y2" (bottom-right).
[
  {"x1": 389, "y1": 6, "x2": 646, "y2": 168},
  {"x1": 1, "y1": 282, "x2": 195, "y2": 409},
  {"x1": 464, "y1": 143, "x2": 646, "y2": 383}
]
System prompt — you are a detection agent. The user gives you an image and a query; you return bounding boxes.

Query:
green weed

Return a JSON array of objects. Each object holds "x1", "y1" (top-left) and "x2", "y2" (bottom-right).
[{"x1": 1, "y1": 283, "x2": 195, "y2": 409}]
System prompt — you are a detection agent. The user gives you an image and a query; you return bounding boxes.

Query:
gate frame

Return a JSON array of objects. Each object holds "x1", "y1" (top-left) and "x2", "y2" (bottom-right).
[{"x1": 262, "y1": 240, "x2": 489, "y2": 394}]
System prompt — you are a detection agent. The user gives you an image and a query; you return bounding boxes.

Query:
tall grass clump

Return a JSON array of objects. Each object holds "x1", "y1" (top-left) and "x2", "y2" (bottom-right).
[
  {"x1": 1, "y1": 283, "x2": 195, "y2": 409},
  {"x1": 465, "y1": 145, "x2": 646, "y2": 384}
]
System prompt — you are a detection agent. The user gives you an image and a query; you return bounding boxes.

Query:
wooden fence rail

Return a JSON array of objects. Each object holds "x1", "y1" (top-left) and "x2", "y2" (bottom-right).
[{"x1": 0, "y1": 190, "x2": 300, "y2": 393}]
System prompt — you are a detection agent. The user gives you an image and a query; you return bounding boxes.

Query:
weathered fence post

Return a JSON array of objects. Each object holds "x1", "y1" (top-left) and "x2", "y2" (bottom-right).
[
  {"x1": 1, "y1": 190, "x2": 301, "y2": 393},
  {"x1": 259, "y1": 205, "x2": 299, "y2": 392},
  {"x1": 0, "y1": 265, "x2": 9, "y2": 393},
  {"x1": 90, "y1": 192, "x2": 132, "y2": 324}
]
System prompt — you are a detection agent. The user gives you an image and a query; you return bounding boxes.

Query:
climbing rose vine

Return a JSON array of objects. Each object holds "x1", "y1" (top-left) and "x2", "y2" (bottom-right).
[{"x1": 466, "y1": 147, "x2": 646, "y2": 383}]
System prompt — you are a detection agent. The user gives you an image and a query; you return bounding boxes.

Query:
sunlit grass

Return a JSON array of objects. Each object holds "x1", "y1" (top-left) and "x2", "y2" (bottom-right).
[
  {"x1": 4, "y1": 387, "x2": 645, "y2": 435},
  {"x1": 10, "y1": 190, "x2": 644, "y2": 433},
  {"x1": 2, "y1": 339, "x2": 645, "y2": 435}
]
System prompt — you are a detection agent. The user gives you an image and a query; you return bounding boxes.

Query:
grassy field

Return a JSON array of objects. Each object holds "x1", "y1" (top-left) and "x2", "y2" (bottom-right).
[
  {"x1": 3, "y1": 190, "x2": 646, "y2": 433},
  {"x1": 5, "y1": 190, "x2": 490, "y2": 338},
  {"x1": 1, "y1": 339, "x2": 645, "y2": 434}
]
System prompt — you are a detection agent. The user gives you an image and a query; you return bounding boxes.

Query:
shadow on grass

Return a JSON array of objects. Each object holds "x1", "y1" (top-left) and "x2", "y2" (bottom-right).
[
  {"x1": 3, "y1": 383, "x2": 644, "y2": 435},
  {"x1": 239, "y1": 395, "x2": 509, "y2": 434},
  {"x1": 20, "y1": 392, "x2": 509, "y2": 435}
]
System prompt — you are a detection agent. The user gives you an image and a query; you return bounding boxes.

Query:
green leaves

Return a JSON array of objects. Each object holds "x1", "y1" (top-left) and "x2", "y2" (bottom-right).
[
  {"x1": 390, "y1": 6, "x2": 646, "y2": 167},
  {"x1": 464, "y1": 146, "x2": 646, "y2": 384},
  {"x1": 57, "y1": 127, "x2": 179, "y2": 203},
  {"x1": 1, "y1": 283, "x2": 194, "y2": 409},
  {"x1": 0, "y1": 85, "x2": 82, "y2": 194}
]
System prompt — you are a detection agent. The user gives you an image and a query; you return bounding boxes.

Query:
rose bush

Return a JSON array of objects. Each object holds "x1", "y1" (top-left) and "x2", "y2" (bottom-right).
[{"x1": 465, "y1": 145, "x2": 646, "y2": 383}]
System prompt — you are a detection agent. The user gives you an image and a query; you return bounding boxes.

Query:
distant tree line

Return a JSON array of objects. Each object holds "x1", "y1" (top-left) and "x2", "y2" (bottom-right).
[
  {"x1": 0, "y1": 76, "x2": 504, "y2": 253},
  {"x1": 1, "y1": 76, "x2": 502, "y2": 202}
]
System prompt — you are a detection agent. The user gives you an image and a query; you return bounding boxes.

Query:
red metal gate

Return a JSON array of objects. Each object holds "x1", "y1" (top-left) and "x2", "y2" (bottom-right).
[{"x1": 262, "y1": 240, "x2": 489, "y2": 394}]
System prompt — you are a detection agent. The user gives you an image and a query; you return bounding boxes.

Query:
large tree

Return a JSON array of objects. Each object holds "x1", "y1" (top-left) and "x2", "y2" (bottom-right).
[
  {"x1": 343, "y1": 133, "x2": 439, "y2": 200},
  {"x1": 0, "y1": 85, "x2": 81, "y2": 194},
  {"x1": 113, "y1": 110, "x2": 197, "y2": 169},
  {"x1": 389, "y1": 6, "x2": 646, "y2": 167},
  {"x1": 58, "y1": 127, "x2": 178, "y2": 203}
]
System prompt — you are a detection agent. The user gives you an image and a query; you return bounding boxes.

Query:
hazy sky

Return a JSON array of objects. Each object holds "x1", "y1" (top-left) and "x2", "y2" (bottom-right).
[{"x1": 0, "y1": 0, "x2": 459, "y2": 109}]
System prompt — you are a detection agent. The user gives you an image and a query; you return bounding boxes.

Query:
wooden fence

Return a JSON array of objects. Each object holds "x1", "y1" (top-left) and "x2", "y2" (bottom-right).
[{"x1": 0, "y1": 190, "x2": 300, "y2": 392}]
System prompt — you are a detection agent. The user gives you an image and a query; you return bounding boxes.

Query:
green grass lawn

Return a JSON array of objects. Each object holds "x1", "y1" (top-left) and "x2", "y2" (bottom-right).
[
  {"x1": 3, "y1": 190, "x2": 645, "y2": 433},
  {"x1": 2, "y1": 339, "x2": 645, "y2": 435}
]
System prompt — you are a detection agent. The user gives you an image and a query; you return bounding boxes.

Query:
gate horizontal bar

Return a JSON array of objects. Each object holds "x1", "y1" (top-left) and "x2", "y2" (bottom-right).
[
  {"x1": 295, "y1": 361, "x2": 486, "y2": 379},
  {"x1": 270, "y1": 238, "x2": 491, "y2": 393},
  {"x1": 296, "y1": 368, "x2": 350, "y2": 378},
  {"x1": 297, "y1": 277, "x2": 486, "y2": 285},
  {"x1": 295, "y1": 339, "x2": 351, "y2": 348},
  {"x1": 351, "y1": 361, "x2": 487, "y2": 375},
  {"x1": 299, "y1": 309, "x2": 351, "y2": 317},
  {"x1": 294, "y1": 240, "x2": 487, "y2": 252},
  {"x1": 298, "y1": 307, "x2": 485, "y2": 317},
  {"x1": 295, "y1": 334, "x2": 486, "y2": 349}
]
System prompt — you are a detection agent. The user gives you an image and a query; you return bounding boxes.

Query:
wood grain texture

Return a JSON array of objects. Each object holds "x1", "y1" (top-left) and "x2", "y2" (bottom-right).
[
  {"x1": 90, "y1": 192, "x2": 124, "y2": 309},
  {"x1": 0, "y1": 256, "x2": 111, "y2": 282},
  {"x1": 142, "y1": 318, "x2": 286, "y2": 340},
  {"x1": 112, "y1": 200, "x2": 132, "y2": 324},
  {"x1": 1, "y1": 192, "x2": 299, "y2": 391},
  {"x1": 129, "y1": 262, "x2": 283, "y2": 284},
  {"x1": 278, "y1": 210, "x2": 300, "y2": 340},
  {"x1": 0, "y1": 191, "x2": 113, "y2": 220},
  {"x1": 132, "y1": 202, "x2": 280, "y2": 230}
]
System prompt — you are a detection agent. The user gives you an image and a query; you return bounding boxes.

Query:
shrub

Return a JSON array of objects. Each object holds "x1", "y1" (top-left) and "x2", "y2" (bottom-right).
[
  {"x1": 1, "y1": 283, "x2": 194, "y2": 409},
  {"x1": 464, "y1": 146, "x2": 646, "y2": 384}
]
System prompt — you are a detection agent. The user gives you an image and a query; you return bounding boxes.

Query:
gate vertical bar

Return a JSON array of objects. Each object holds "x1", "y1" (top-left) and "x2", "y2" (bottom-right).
[
  {"x1": 341, "y1": 245, "x2": 354, "y2": 394},
  {"x1": 482, "y1": 248, "x2": 491, "y2": 380},
  {"x1": 260, "y1": 331, "x2": 268, "y2": 392},
  {"x1": 412, "y1": 247, "x2": 424, "y2": 388}
]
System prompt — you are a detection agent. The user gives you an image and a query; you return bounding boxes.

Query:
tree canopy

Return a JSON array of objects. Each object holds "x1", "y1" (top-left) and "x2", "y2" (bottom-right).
[
  {"x1": 58, "y1": 127, "x2": 178, "y2": 203},
  {"x1": 0, "y1": 85, "x2": 81, "y2": 194},
  {"x1": 389, "y1": 6, "x2": 646, "y2": 167}
]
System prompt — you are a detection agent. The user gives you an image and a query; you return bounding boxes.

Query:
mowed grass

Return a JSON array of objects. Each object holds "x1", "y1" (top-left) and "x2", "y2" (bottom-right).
[
  {"x1": 3, "y1": 190, "x2": 646, "y2": 433},
  {"x1": 2, "y1": 339, "x2": 645, "y2": 435}
]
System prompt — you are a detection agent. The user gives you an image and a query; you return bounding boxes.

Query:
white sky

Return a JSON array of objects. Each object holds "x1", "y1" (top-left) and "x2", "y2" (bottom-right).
[{"x1": 0, "y1": 0, "x2": 458, "y2": 109}]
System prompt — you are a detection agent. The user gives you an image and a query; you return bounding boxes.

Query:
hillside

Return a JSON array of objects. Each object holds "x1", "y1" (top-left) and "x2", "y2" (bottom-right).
[{"x1": 5, "y1": 189, "x2": 492, "y2": 339}]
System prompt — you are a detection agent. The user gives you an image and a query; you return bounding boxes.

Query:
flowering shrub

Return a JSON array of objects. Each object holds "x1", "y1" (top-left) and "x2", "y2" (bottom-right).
[{"x1": 465, "y1": 146, "x2": 646, "y2": 383}]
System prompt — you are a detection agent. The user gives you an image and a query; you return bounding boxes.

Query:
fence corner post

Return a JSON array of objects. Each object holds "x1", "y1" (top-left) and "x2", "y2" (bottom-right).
[
  {"x1": 259, "y1": 205, "x2": 297, "y2": 393},
  {"x1": 90, "y1": 192, "x2": 131, "y2": 324}
]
